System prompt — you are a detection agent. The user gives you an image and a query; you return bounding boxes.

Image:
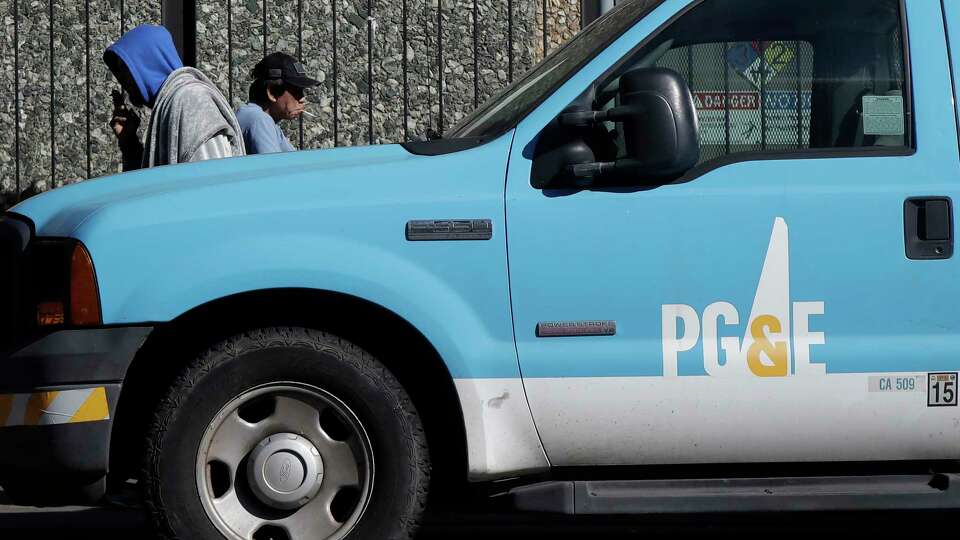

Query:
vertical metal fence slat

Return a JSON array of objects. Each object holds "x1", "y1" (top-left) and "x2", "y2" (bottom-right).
[
  {"x1": 14, "y1": 0, "x2": 20, "y2": 192},
  {"x1": 402, "y1": 0, "x2": 408, "y2": 139},
  {"x1": 440, "y1": 1, "x2": 474, "y2": 133},
  {"x1": 266, "y1": 0, "x2": 300, "y2": 148},
  {"x1": 19, "y1": 0, "x2": 53, "y2": 192},
  {"x1": 226, "y1": 0, "x2": 263, "y2": 115},
  {"x1": 227, "y1": 0, "x2": 233, "y2": 104},
  {"x1": 472, "y1": 0, "x2": 478, "y2": 109},
  {"x1": 542, "y1": 0, "x2": 547, "y2": 59},
  {"x1": 406, "y1": 0, "x2": 440, "y2": 138},
  {"x1": 333, "y1": 0, "x2": 339, "y2": 146},
  {"x1": 368, "y1": 0, "x2": 374, "y2": 142},
  {"x1": 507, "y1": 0, "x2": 513, "y2": 82},
  {"x1": 298, "y1": 0, "x2": 303, "y2": 149},
  {"x1": 435, "y1": 0, "x2": 442, "y2": 134},
  {"x1": 474, "y1": 0, "x2": 508, "y2": 113},
  {"x1": 88, "y1": 0, "x2": 123, "y2": 178},
  {"x1": 371, "y1": 0, "x2": 406, "y2": 144},
  {"x1": 51, "y1": 0, "x2": 89, "y2": 188},
  {"x1": 196, "y1": 0, "x2": 233, "y2": 154},
  {"x1": 333, "y1": 1, "x2": 370, "y2": 146},
  {"x1": 424, "y1": 0, "x2": 430, "y2": 131},
  {"x1": 296, "y1": 0, "x2": 334, "y2": 149},
  {"x1": 49, "y1": 0, "x2": 55, "y2": 186},
  {"x1": 85, "y1": 0, "x2": 90, "y2": 179}
]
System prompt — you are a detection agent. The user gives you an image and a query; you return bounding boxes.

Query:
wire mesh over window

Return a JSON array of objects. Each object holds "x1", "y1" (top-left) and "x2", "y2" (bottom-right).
[{"x1": 656, "y1": 41, "x2": 814, "y2": 165}]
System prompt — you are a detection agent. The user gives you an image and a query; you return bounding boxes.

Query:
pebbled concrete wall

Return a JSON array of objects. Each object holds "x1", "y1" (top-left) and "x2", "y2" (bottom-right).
[
  {"x1": 196, "y1": 0, "x2": 582, "y2": 146},
  {"x1": 2, "y1": 0, "x2": 582, "y2": 208}
]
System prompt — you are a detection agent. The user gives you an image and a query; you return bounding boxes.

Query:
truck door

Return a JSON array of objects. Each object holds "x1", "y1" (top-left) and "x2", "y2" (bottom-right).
[{"x1": 506, "y1": 0, "x2": 960, "y2": 466}]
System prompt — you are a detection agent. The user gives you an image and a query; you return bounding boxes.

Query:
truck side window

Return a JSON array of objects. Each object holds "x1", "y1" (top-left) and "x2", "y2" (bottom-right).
[{"x1": 600, "y1": 0, "x2": 909, "y2": 166}]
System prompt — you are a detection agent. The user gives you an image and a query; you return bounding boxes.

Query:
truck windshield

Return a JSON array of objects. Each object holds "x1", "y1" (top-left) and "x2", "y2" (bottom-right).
[{"x1": 448, "y1": 0, "x2": 660, "y2": 139}]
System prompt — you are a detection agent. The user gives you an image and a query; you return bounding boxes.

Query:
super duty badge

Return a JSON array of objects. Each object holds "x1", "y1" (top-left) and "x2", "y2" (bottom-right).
[{"x1": 406, "y1": 219, "x2": 493, "y2": 241}]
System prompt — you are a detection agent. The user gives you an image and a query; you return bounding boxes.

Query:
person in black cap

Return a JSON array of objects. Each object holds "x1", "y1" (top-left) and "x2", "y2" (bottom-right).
[{"x1": 236, "y1": 52, "x2": 320, "y2": 154}]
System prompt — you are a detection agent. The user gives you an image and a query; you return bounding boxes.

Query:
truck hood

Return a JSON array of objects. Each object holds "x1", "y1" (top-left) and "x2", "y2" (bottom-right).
[{"x1": 13, "y1": 143, "x2": 434, "y2": 237}]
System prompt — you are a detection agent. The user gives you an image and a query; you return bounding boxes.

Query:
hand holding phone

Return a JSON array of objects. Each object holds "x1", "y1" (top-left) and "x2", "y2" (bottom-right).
[{"x1": 109, "y1": 89, "x2": 141, "y2": 142}]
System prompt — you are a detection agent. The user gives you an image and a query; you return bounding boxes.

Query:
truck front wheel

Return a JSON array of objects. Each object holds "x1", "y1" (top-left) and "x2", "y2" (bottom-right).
[{"x1": 143, "y1": 327, "x2": 430, "y2": 540}]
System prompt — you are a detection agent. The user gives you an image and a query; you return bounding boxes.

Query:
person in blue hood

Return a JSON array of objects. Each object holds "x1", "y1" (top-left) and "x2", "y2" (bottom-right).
[{"x1": 104, "y1": 25, "x2": 245, "y2": 171}]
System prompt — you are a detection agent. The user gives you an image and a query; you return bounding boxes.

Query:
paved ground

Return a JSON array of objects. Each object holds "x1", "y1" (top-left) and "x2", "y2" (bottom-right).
[{"x1": 1, "y1": 496, "x2": 957, "y2": 538}]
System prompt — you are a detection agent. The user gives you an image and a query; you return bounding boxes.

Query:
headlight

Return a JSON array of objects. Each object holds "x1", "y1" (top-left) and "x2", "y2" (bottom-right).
[{"x1": 33, "y1": 240, "x2": 102, "y2": 327}]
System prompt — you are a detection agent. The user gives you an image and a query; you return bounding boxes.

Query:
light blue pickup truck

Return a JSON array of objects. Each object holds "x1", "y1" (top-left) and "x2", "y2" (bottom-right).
[{"x1": 3, "y1": 0, "x2": 960, "y2": 538}]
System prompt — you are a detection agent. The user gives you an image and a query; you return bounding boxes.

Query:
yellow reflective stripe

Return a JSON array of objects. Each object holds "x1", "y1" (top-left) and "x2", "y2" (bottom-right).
[
  {"x1": 70, "y1": 387, "x2": 109, "y2": 423},
  {"x1": 0, "y1": 388, "x2": 109, "y2": 427}
]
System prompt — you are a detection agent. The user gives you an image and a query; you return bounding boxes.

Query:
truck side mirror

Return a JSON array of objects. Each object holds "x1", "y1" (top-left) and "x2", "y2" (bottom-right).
[
  {"x1": 617, "y1": 67, "x2": 700, "y2": 177},
  {"x1": 532, "y1": 68, "x2": 700, "y2": 189}
]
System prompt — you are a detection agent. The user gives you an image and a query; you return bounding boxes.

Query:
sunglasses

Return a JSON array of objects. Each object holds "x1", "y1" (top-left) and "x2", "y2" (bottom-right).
[{"x1": 286, "y1": 85, "x2": 306, "y2": 100}]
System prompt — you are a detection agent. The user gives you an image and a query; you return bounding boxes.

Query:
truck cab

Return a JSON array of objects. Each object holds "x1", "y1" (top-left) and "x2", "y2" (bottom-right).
[{"x1": 2, "y1": 0, "x2": 960, "y2": 538}]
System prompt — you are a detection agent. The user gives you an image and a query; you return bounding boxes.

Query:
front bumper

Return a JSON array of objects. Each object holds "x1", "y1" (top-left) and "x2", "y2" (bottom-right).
[{"x1": 0, "y1": 326, "x2": 151, "y2": 504}]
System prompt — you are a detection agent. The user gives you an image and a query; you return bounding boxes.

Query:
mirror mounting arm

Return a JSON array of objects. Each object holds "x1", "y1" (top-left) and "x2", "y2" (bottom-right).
[
  {"x1": 559, "y1": 105, "x2": 646, "y2": 128},
  {"x1": 566, "y1": 159, "x2": 645, "y2": 187}
]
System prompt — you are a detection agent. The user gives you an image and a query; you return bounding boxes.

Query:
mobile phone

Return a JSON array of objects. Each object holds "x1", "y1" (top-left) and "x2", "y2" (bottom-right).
[{"x1": 111, "y1": 89, "x2": 127, "y2": 110}]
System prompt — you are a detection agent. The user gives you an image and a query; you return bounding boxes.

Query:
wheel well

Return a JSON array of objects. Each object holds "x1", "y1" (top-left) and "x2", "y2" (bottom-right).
[{"x1": 110, "y1": 289, "x2": 469, "y2": 503}]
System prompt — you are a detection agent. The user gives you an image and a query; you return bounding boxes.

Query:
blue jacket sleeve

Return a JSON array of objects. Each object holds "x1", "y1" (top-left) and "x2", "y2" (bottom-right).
[{"x1": 245, "y1": 115, "x2": 285, "y2": 155}]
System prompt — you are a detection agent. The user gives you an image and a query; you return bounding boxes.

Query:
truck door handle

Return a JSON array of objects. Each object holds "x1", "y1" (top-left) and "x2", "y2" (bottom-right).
[{"x1": 904, "y1": 197, "x2": 953, "y2": 260}]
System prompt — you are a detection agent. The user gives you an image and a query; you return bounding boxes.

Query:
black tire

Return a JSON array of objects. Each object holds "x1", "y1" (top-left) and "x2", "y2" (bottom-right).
[{"x1": 143, "y1": 327, "x2": 430, "y2": 540}]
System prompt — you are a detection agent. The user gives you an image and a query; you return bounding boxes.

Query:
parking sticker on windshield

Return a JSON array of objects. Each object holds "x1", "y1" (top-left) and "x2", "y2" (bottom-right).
[{"x1": 863, "y1": 95, "x2": 904, "y2": 136}]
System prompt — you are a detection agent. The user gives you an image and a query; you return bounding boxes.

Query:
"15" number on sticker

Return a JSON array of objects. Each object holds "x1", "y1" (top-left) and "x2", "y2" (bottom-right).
[{"x1": 928, "y1": 373, "x2": 959, "y2": 407}]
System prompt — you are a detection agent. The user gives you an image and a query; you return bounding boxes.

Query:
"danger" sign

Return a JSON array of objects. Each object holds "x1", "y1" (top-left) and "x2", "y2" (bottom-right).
[{"x1": 693, "y1": 91, "x2": 761, "y2": 111}]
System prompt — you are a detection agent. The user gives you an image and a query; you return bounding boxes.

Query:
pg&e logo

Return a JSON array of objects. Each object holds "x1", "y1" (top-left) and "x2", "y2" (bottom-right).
[{"x1": 661, "y1": 218, "x2": 826, "y2": 378}]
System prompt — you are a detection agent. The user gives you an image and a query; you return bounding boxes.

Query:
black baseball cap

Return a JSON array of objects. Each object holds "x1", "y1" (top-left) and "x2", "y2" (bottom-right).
[{"x1": 252, "y1": 52, "x2": 320, "y2": 88}]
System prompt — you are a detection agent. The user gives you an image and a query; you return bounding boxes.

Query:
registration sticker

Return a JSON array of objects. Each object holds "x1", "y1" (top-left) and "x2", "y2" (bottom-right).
[
  {"x1": 868, "y1": 375, "x2": 923, "y2": 393},
  {"x1": 928, "y1": 373, "x2": 958, "y2": 407}
]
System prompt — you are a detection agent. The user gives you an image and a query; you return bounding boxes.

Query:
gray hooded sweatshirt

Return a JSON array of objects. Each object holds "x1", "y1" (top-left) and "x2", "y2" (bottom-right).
[{"x1": 142, "y1": 67, "x2": 246, "y2": 167}]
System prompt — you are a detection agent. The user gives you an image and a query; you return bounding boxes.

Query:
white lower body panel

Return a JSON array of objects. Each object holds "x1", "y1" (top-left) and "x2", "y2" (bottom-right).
[
  {"x1": 524, "y1": 374, "x2": 960, "y2": 466},
  {"x1": 454, "y1": 378, "x2": 550, "y2": 480}
]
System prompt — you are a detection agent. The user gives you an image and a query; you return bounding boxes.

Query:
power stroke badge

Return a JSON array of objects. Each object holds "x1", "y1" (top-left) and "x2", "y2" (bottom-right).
[{"x1": 537, "y1": 320, "x2": 617, "y2": 338}]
